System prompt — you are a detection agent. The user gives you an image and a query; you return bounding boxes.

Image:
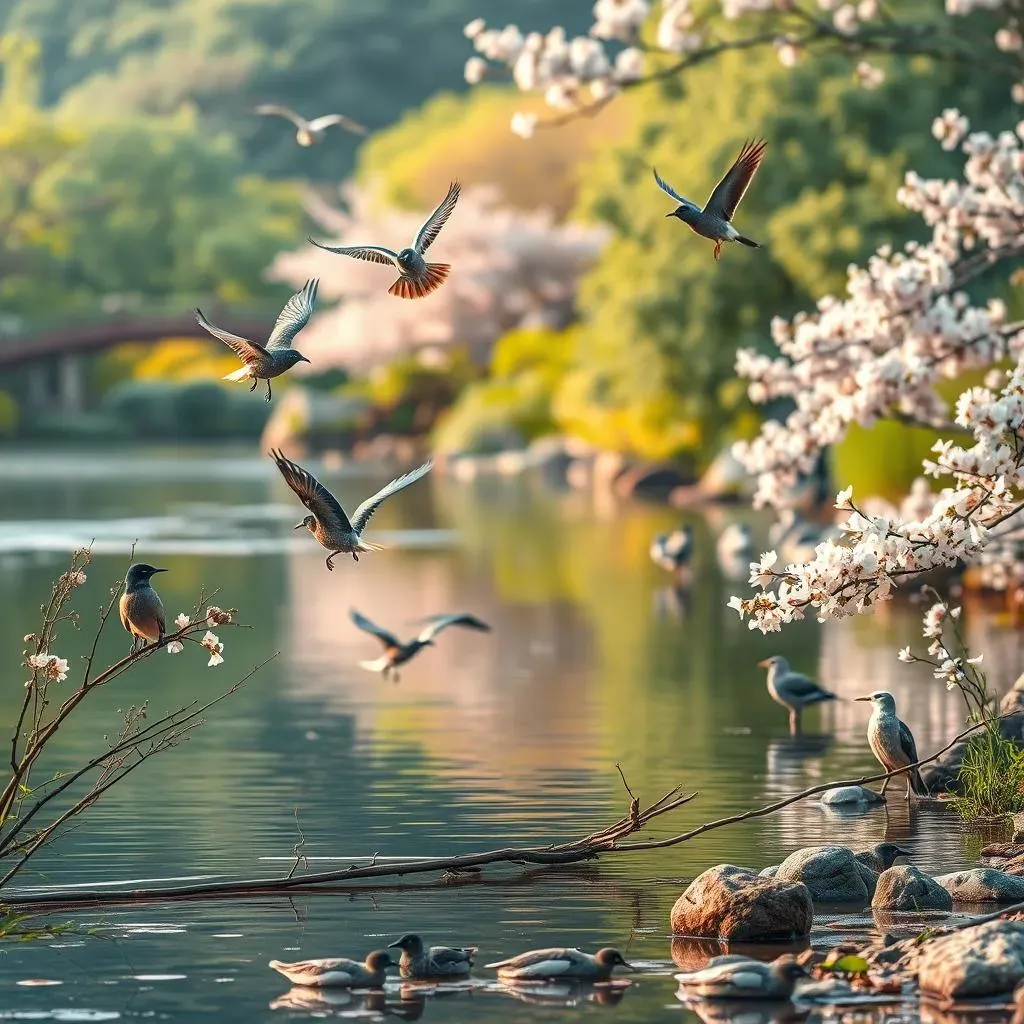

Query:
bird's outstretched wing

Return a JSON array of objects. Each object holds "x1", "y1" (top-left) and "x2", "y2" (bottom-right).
[
  {"x1": 350, "y1": 461, "x2": 433, "y2": 535},
  {"x1": 307, "y1": 238, "x2": 399, "y2": 265},
  {"x1": 269, "y1": 448, "x2": 353, "y2": 534},
  {"x1": 416, "y1": 613, "x2": 491, "y2": 644},
  {"x1": 307, "y1": 113, "x2": 368, "y2": 136},
  {"x1": 349, "y1": 608, "x2": 401, "y2": 649},
  {"x1": 195, "y1": 309, "x2": 266, "y2": 363},
  {"x1": 255, "y1": 104, "x2": 307, "y2": 130},
  {"x1": 704, "y1": 138, "x2": 767, "y2": 222},
  {"x1": 413, "y1": 181, "x2": 460, "y2": 254},
  {"x1": 267, "y1": 278, "x2": 318, "y2": 351},
  {"x1": 652, "y1": 167, "x2": 694, "y2": 206},
  {"x1": 898, "y1": 719, "x2": 920, "y2": 764}
]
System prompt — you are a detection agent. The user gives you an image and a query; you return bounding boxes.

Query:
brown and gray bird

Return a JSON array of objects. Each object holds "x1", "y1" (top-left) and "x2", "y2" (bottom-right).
[
  {"x1": 654, "y1": 139, "x2": 766, "y2": 260},
  {"x1": 350, "y1": 609, "x2": 491, "y2": 681},
  {"x1": 308, "y1": 181, "x2": 460, "y2": 299},
  {"x1": 486, "y1": 947, "x2": 633, "y2": 983},
  {"x1": 388, "y1": 934, "x2": 476, "y2": 979},
  {"x1": 675, "y1": 955, "x2": 806, "y2": 1001},
  {"x1": 271, "y1": 450, "x2": 432, "y2": 570},
  {"x1": 854, "y1": 690, "x2": 929, "y2": 800},
  {"x1": 758, "y1": 655, "x2": 838, "y2": 734},
  {"x1": 854, "y1": 842, "x2": 912, "y2": 873},
  {"x1": 195, "y1": 279, "x2": 316, "y2": 402},
  {"x1": 255, "y1": 104, "x2": 368, "y2": 145},
  {"x1": 119, "y1": 563, "x2": 167, "y2": 654},
  {"x1": 268, "y1": 950, "x2": 395, "y2": 988}
]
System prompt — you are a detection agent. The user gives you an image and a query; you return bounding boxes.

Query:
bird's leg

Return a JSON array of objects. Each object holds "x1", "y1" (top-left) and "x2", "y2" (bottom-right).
[
  {"x1": 249, "y1": 379, "x2": 258, "y2": 393},
  {"x1": 325, "y1": 553, "x2": 335, "y2": 571},
  {"x1": 905, "y1": 773, "x2": 913, "y2": 802},
  {"x1": 713, "y1": 240, "x2": 723, "y2": 261},
  {"x1": 789, "y1": 709, "x2": 800, "y2": 736},
  {"x1": 352, "y1": 552, "x2": 359, "y2": 563},
  {"x1": 879, "y1": 774, "x2": 890, "y2": 796},
  {"x1": 265, "y1": 380, "x2": 272, "y2": 403}
]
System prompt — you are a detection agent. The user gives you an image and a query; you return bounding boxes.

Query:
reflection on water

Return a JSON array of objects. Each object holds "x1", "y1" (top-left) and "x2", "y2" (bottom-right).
[{"x1": 0, "y1": 449, "x2": 1014, "y2": 1022}]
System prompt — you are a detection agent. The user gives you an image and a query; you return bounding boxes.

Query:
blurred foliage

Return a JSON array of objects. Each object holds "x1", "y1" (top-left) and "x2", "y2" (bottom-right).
[
  {"x1": 356, "y1": 86, "x2": 630, "y2": 219},
  {"x1": 0, "y1": 391, "x2": 18, "y2": 437},
  {"x1": 126, "y1": 339, "x2": 242, "y2": 384},
  {"x1": 0, "y1": 0, "x2": 590, "y2": 182}
]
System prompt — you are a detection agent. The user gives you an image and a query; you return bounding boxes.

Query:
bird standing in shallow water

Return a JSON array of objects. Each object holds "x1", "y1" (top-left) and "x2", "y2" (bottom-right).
[
  {"x1": 855, "y1": 690, "x2": 929, "y2": 800},
  {"x1": 486, "y1": 947, "x2": 633, "y2": 983},
  {"x1": 350, "y1": 609, "x2": 491, "y2": 682},
  {"x1": 255, "y1": 104, "x2": 368, "y2": 145},
  {"x1": 308, "y1": 181, "x2": 460, "y2": 299},
  {"x1": 654, "y1": 139, "x2": 766, "y2": 260},
  {"x1": 195, "y1": 279, "x2": 316, "y2": 402},
  {"x1": 270, "y1": 450, "x2": 432, "y2": 570},
  {"x1": 268, "y1": 951, "x2": 395, "y2": 988},
  {"x1": 758, "y1": 655, "x2": 838, "y2": 734},
  {"x1": 387, "y1": 934, "x2": 476, "y2": 979},
  {"x1": 119, "y1": 563, "x2": 167, "y2": 654},
  {"x1": 650, "y1": 524, "x2": 693, "y2": 574}
]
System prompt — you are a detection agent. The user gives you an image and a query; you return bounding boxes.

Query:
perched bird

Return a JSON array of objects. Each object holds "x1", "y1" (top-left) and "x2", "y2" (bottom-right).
[
  {"x1": 854, "y1": 691, "x2": 929, "y2": 800},
  {"x1": 758, "y1": 655, "x2": 838, "y2": 734},
  {"x1": 854, "y1": 842, "x2": 912, "y2": 873},
  {"x1": 271, "y1": 450, "x2": 432, "y2": 570},
  {"x1": 675, "y1": 955, "x2": 807, "y2": 1001},
  {"x1": 268, "y1": 951, "x2": 395, "y2": 988},
  {"x1": 351, "y1": 609, "x2": 491, "y2": 682},
  {"x1": 119, "y1": 563, "x2": 167, "y2": 654},
  {"x1": 255, "y1": 104, "x2": 367, "y2": 145},
  {"x1": 195, "y1": 279, "x2": 316, "y2": 402},
  {"x1": 485, "y1": 948, "x2": 633, "y2": 983},
  {"x1": 654, "y1": 139, "x2": 767, "y2": 260},
  {"x1": 387, "y1": 934, "x2": 476, "y2": 979},
  {"x1": 308, "y1": 181, "x2": 460, "y2": 299},
  {"x1": 650, "y1": 525, "x2": 694, "y2": 573}
]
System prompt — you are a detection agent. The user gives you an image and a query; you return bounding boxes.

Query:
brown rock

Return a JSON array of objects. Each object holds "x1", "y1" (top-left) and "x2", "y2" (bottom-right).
[
  {"x1": 872, "y1": 865, "x2": 953, "y2": 912},
  {"x1": 613, "y1": 463, "x2": 693, "y2": 501},
  {"x1": 918, "y1": 920, "x2": 1024, "y2": 999},
  {"x1": 670, "y1": 864, "x2": 814, "y2": 942}
]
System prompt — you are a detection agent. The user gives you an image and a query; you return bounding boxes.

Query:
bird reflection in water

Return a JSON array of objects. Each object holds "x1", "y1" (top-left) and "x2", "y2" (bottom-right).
[
  {"x1": 491, "y1": 979, "x2": 631, "y2": 1007},
  {"x1": 677, "y1": 994, "x2": 810, "y2": 1024},
  {"x1": 765, "y1": 734, "x2": 835, "y2": 779},
  {"x1": 268, "y1": 985, "x2": 446, "y2": 1019},
  {"x1": 653, "y1": 583, "x2": 692, "y2": 622}
]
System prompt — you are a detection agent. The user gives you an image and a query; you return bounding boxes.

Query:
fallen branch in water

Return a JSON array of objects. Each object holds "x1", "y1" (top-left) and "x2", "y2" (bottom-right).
[{"x1": 2, "y1": 713, "x2": 1008, "y2": 908}]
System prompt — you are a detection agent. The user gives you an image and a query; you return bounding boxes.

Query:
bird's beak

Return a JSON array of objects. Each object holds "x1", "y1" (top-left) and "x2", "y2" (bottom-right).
[
  {"x1": 387, "y1": 940, "x2": 402, "y2": 949},
  {"x1": 757, "y1": 658, "x2": 771, "y2": 668},
  {"x1": 293, "y1": 522, "x2": 306, "y2": 530},
  {"x1": 152, "y1": 567, "x2": 168, "y2": 574},
  {"x1": 853, "y1": 696, "x2": 872, "y2": 702},
  {"x1": 620, "y1": 959, "x2": 636, "y2": 971},
  {"x1": 299, "y1": 355, "x2": 311, "y2": 363},
  {"x1": 665, "y1": 211, "x2": 675, "y2": 218}
]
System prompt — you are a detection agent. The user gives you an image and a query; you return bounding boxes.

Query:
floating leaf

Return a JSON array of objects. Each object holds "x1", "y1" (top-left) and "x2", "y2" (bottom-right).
[{"x1": 823, "y1": 954, "x2": 870, "y2": 974}]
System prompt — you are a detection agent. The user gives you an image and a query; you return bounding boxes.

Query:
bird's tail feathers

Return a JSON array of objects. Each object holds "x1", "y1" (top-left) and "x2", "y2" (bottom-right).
[
  {"x1": 357, "y1": 539, "x2": 385, "y2": 553},
  {"x1": 389, "y1": 263, "x2": 450, "y2": 299},
  {"x1": 736, "y1": 235, "x2": 760, "y2": 248},
  {"x1": 223, "y1": 366, "x2": 252, "y2": 382},
  {"x1": 911, "y1": 767, "x2": 929, "y2": 796},
  {"x1": 359, "y1": 657, "x2": 390, "y2": 673}
]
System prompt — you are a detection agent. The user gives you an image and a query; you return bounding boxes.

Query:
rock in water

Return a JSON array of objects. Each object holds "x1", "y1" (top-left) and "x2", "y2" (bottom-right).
[
  {"x1": 819, "y1": 786, "x2": 885, "y2": 807},
  {"x1": 774, "y1": 846, "x2": 880, "y2": 903},
  {"x1": 919, "y1": 920, "x2": 1024, "y2": 998},
  {"x1": 935, "y1": 868, "x2": 1024, "y2": 903},
  {"x1": 871, "y1": 865, "x2": 952, "y2": 912},
  {"x1": 670, "y1": 865, "x2": 813, "y2": 942}
]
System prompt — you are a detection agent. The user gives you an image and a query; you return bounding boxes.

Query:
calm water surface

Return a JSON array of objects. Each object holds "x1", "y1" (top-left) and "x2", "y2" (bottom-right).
[{"x1": 0, "y1": 446, "x2": 1020, "y2": 1023}]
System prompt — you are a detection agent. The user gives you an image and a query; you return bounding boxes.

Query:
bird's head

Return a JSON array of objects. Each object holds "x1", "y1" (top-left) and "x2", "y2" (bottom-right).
[
  {"x1": 294, "y1": 514, "x2": 317, "y2": 533},
  {"x1": 125, "y1": 563, "x2": 168, "y2": 588},
  {"x1": 854, "y1": 690, "x2": 896, "y2": 712},
  {"x1": 771, "y1": 955, "x2": 808, "y2": 983},
  {"x1": 668, "y1": 201, "x2": 700, "y2": 224},
  {"x1": 388, "y1": 934, "x2": 423, "y2": 954},
  {"x1": 595, "y1": 948, "x2": 634, "y2": 971},
  {"x1": 364, "y1": 950, "x2": 397, "y2": 972},
  {"x1": 397, "y1": 247, "x2": 418, "y2": 263},
  {"x1": 757, "y1": 655, "x2": 787, "y2": 673},
  {"x1": 283, "y1": 349, "x2": 311, "y2": 368},
  {"x1": 875, "y1": 842, "x2": 913, "y2": 867}
]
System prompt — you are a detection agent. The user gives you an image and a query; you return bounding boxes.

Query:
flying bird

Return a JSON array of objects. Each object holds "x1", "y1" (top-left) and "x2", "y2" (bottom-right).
[
  {"x1": 758, "y1": 655, "x2": 838, "y2": 734},
  {"x1": 270, "y1": 450, "x2": 432, "y2": 570},
  {"x1": 196, "y1": 279, "x2": 316, "y2": 402},
  {"x1": 387, "y1": 934, "x2": 476, "y2": 979},
  {"x1": 308, "y1": 181, "x2": 460, "y2": 299},
  {"x1": 854, "y1": 690, "x2": 929, "y2": 800},
  {"x1": 654, "y1": 139, "x2": 767, "y2": 260},
  {"x1": 119, "y1": 563, "x2": 167, "y2": 654},
  {"x1": 255, "y1": 104, "x2": 367, "y2": 146},
  {"x1": 350, "y1": 609, "x2": 491, "y2": 681}
]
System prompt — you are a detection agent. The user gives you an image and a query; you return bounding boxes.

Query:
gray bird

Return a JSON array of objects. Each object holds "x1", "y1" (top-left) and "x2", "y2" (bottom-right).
[
  {"x1": 387, "y1": 934, "x2": 476, "y2": 979},
  {"x1": 119, "y1": 563, "x2": 167, "y2": 654},
  {"x1": 675, "y1": 955, "x2": 807, "y2": 1001},
  {"x1": 758, "y1": 655, "x2": 838, "y2": 734},
  {"x1": 654, "y1": 139, "x2": 766, "y2": 261},
  {"x1": 854, "y1": 691, "x2": 928, "y2": 799},
  {"x1": 854, "y1": 842, "x2": 912, "y2": 873},
  {"x1": 351, "y1": 609, "x2": 491, "y2": 682},
  {"x1": 485, "y1": 947, "x2": 633, "y2": 983},
  {"x1": 308, "y1": 181, "x2": 460, "y2": 299},
  {"x1": 271, "y1": 450, "x2": 432, "y2": 570},
  {"x1": 650, "y1": 524, "x2": 694, "y2": 573},
  {"x1": 268, "y1": 950, "x2": 395, "y2": 988},
  {"x1": 195, "y1": 279, "x2": 316, "y2": 402},
  {"x1": 255, "y1": 104, "x2": 368, "y2": 145}
]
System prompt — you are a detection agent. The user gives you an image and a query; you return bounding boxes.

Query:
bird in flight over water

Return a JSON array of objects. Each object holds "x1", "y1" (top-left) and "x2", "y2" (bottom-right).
[
  {"x1": 653, "y1": 139, "x2": 767, "y2": 260},
  {"x1": 195, "y1": 279, "x2": 316, "y2": 402},
  {"x1": 350, "y1": 608, "x2": 491, "y2": 681},
  {"x1": 255, "y1": 104, "x2": 367, "y2": 146},
  {"x1": 270, "y1": 450, "x2": 433, "y2": 569},
  {"x1": 308, "y1": 181, "x2": 461, "y2": 299}
]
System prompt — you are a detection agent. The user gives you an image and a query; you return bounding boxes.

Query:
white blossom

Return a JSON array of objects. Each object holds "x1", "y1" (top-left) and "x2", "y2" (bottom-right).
[
  {"x1": 166, "y1": 641, "x2": 184, "y2": 655},
  {"x1": 511, "y1": 112, "x2": 538, "y2": 139},
  {"x1": 174, "y1": 613, "x2": 191, "y2": 629},
  {"x1": 464, "y1": 56, "x2": 487, "y2": 84}
]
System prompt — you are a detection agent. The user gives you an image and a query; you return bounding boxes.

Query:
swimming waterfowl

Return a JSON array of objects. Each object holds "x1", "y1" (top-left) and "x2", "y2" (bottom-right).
[
  {"x1": 388, "y1": 934, "x2": 476, "y2": 979},
  {"x1": 268, "y1": 950, "x2": 395, "y2": 988},
  {"x1": 675, "y1": 955, "x2": 807, "y2": 1001},
  {"x1": 758, "y1": 655, "x2": 838, "y2": 734},
  {"x1": 485, "y1": 947, "x2": 633, "y2": 982},
  {"x1": 650, "y1": 525, "x2": 693, "y2": 573}
]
